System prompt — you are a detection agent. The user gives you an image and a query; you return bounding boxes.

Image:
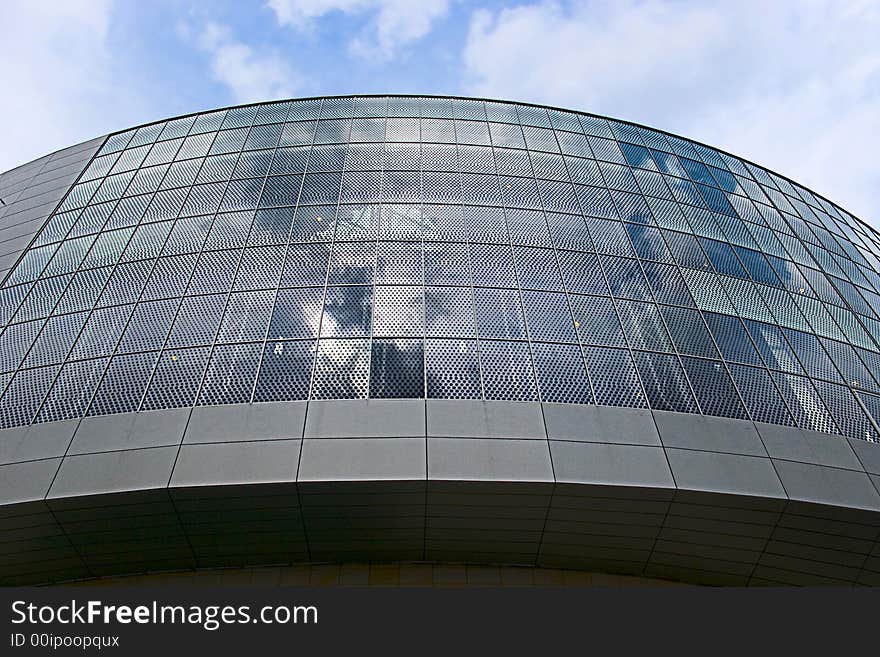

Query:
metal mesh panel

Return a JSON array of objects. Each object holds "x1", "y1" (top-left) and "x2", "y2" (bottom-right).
[
  {"x1": 532, "y1": 342, "x2": 592, "y2": 404},
  {"x1": 633, "y1": 351, "x2": 699, "y2": 413},
  {"x1": 87, "y1": 351, "x2": 159, "y2": 416},
  {"x1": 426, "y1": 339, "x2": 482, "y2": 399},
  {"x1": 36, "y1": 358, "x2": 108, "y2": 424},
  {"x1": 253, "y1": 339, "x2": 314, "y2": 402},
  {"x1": 311, "y1": 338, "x2": 369, "y2": 399},
  {"x1": 198, "y1": 342, "x2": 261, "y2": 406},
  {"x1": 479, "y1": 340, "x2": 537, "y2": 401},
  {"x1": 728, "y1": 363, "x2": 796, "y2": 426},
  {"x1": 369, "y1": 339, "x2": 424, "y2": 398},
  {"x1": 1, "y1": 94, "x2": 878, "y2": 448},
  {"x1": 140, "y1": 347, "x2": 211, "y2": 411}
]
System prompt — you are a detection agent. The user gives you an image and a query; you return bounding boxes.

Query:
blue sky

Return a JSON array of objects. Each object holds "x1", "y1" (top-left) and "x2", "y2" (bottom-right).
[{"x1": 2, "y1": 0, "x2": 879, "y2": 229}]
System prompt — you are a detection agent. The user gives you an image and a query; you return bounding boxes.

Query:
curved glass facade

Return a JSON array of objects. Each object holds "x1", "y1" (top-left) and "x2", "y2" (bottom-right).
[{"x1": 1, "y1": 95, "x2": 880, "y2": 442}]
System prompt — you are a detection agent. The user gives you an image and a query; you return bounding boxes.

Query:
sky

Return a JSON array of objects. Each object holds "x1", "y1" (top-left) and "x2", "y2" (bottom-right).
[{"x1": 1, "y1": 0, "x2": 878, "y2": 229}]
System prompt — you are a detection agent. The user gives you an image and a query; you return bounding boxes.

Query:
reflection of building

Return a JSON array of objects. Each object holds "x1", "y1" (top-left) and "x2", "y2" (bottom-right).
[{"x1": 1, "y1": 95, "x2": 880, "y2": 586}]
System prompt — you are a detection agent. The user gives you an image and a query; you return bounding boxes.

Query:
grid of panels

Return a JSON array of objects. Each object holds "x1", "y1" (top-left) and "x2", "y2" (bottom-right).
[{"x1": 2, "y1": 95, "x2": 880, "y2": 443}]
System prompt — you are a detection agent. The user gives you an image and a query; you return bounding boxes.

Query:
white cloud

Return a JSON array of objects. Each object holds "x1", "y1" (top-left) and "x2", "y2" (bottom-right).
[
  {"x1": 267, "y1": 0, "x2": 449, "y2": 60},
  {"x1": 463, "y1": 1, "x2": 880, "y2": 226},
  {"x1": 0, "y1": 0, "x2": 121, "y2": 171},
  {"x1": 190, "y1": 22, "x2": 302, "y2": 103},
  {"x1": 266, "y1": 0, "x2": 365, "y2": 27}
]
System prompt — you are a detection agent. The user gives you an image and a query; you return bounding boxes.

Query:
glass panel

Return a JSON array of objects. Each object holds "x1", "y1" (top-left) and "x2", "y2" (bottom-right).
[
  {"x1": 521, "y1": 291, "x2": 577, "y2": 343},
  {"x1": 474, "y1": 288, "x2": 525, "y2": 340},
  {"x1": 269, "y1": 288, "x2": 323, "y2": 340},
  {"x1": 426, "y1": 339, "x2": 481, "y2": 399},
  {"x1": 0, "y1": 366, "x2": 60, "y2": 427},
  {"x1": 88, "y1": 351, "x2": 159, "y2": 416},
  {"x1": 198, "y1": 342, "x2": 261, "y2": 406},
  {"x1": 3, "y1": 96, "x2": 879, "y2": 437},
  {"x1": 219, "y1": 290, "x2": 274, "y2": 343},
  {"x1": 772, "y1": 372, "x2": 837, "y2": 434},
  {"x1": 369, "y1": 339, "x2": 424, "y2": 398},
  {"x1": 117, "y1": 299, "x2": 177, "y2": 353},
  {"x1": 633, "y1": 351, "x2": 699, "y2": 413},
  {"x1": 425, "y1": 287, "x2": 475, "y2": 337},
  {"x1": 728, "y1": 364, "x2": 795, "y2": 426},
  {"x1": 532, "y1": 342, "x2": 592, "y2": 404},
  {"x1": 582, "y1": 346, "x2": 646, "y2": 408},
  {"x1": 319, "y1": 286, "x2": 369, "y2": 337},
  {"x1": 141, "y1": 347, "x2": 210, "y2": 411},
  {"x1": 660, "y1": 306, "x2": 720, "y2": 359},
  {"x1": 479, "y1": 340, "x2": 536, "y2": 401},
  {"x1": 36, "y1": 358, "x2": 108, "y2": 424},
  {"x1": 680, "y1": 357, "x2": 747, "y2": 419},
  {"x1": 253, "y1": 340, "x2": 314, "y2": 402},
  {"x1": 311, "y1": 338, "x2": 369, "y2": 399}
]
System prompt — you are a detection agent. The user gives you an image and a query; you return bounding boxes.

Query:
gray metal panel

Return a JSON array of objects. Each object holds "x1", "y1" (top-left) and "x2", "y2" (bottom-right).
[
  {"x1": 772, "y1": 459, "x2": 880, "y2": 511},
  {"x1": 655, "y1": 412, "x2": 766, "y2": 457},
  {"x1": 665, "y1": 448, "x2": 786, "y2": 498},
  {"x1": 70, "y1": 410, "x2": 189, "y2": 454},
  {"x1": 0, "y1": 420, "x2": 77, "y2": 465},
  {"x1": 849, "y1": 438, "x2": 880, "y2": 476},
  {"x1": 48, "y1": 447, "x2": 178, "y2": 498},
  {"x1": 305, "y1": 399, "x2": 424, "y2": 438},
  {"x1": 543, "y1": 404, "x2": 660, "y2": 446},
  {"x1": 757, "y1": 423, "x2": 863, "y2": 470},
  {"x1": 426, "y1": 400, "x2": 545, "y2": 439},
  {"x1": 298, "y1": 437, "x2": 426, "y2": 481},
  {"x1": 0, "y1": 458, "x2": 61, "y2": 505},
  {"x1": 549, "y1": 440, "x2": 675, "y2": 488},
  {"x1": 1, "y1": 401, "x2": 880, "y2": 585},
  {"x1": 184, "y1": 402, "x2": 306, "y2": 444},
  {"x1": 427, "y1": 437, "x2": 553, "y2": 482},
  {"x1": 170, "y1": 439, "x2": 301, "y2": 487}
]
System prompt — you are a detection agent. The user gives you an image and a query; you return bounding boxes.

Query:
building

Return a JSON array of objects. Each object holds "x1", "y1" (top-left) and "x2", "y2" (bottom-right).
[{"x1": 1, "y1": 95, "x2": 879, "y2": 586}]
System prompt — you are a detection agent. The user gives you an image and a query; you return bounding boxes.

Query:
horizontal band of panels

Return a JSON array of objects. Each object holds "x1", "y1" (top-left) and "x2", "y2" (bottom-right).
[
  {"x1": 1, "y1": 401, "x2": 879, "y2": 586},
  {"x1": 1, "y1": 95, "x2": 879, "y2": 442}
]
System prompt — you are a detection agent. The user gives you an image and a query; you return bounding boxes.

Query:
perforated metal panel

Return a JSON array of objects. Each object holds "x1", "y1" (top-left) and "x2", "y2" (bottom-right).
[{"x1": 2, "y1": 95, "x2": 880, "y2": 444}]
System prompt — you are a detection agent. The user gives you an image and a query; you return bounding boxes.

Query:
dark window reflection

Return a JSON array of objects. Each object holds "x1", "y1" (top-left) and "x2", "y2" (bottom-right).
[
  {"x1": 253, "y1": 339, "x2": 314, "y2": 402},
  {"x1": 426, "y1": 339, "x2": 481, "y2": 399},
  {"x1": 369, "y1": 339, "x2": 424, "y2": 398}
]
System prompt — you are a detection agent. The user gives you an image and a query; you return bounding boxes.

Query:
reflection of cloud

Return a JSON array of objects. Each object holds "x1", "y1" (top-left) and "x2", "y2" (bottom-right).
[
  {"x1": 425, "y1": 287, "x2": 473, "y2": 336},
  {"x1": 373, "y1": 286, "x2": 423, "y2": 336},
  {"x1": 269, "y1": 288, "x2": 323, "y2": 339},
  {"x1": 314, "y1": 338, "x2": 370, "y2": 397},
  {"x1": 774, "y1": 373, "x2": 835, "y2": 434},
  {"x1": 322, "y1": 286, "x2": 372, "y2": 336},
  {"x1": 381, "y1": 204, "x2": 428, "y2": 239},
  {"x1": 329, "y1": 243, "x2": 374, "y2": 285},
  {"x1": 336, "y1": 205, "x2": 380, "y2": 239},
  {"x1": 251, "y1": 209, "x2": 294, "y2": 244}
]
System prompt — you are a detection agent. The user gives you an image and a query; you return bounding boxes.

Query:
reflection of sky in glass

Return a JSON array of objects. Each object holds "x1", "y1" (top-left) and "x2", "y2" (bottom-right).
[
  {"x1": 321, "y1": 286, "x2": 372, "y2": 337},
  {"x1": 0, "y1": 95, "x2": 879, "y2": 442}
]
